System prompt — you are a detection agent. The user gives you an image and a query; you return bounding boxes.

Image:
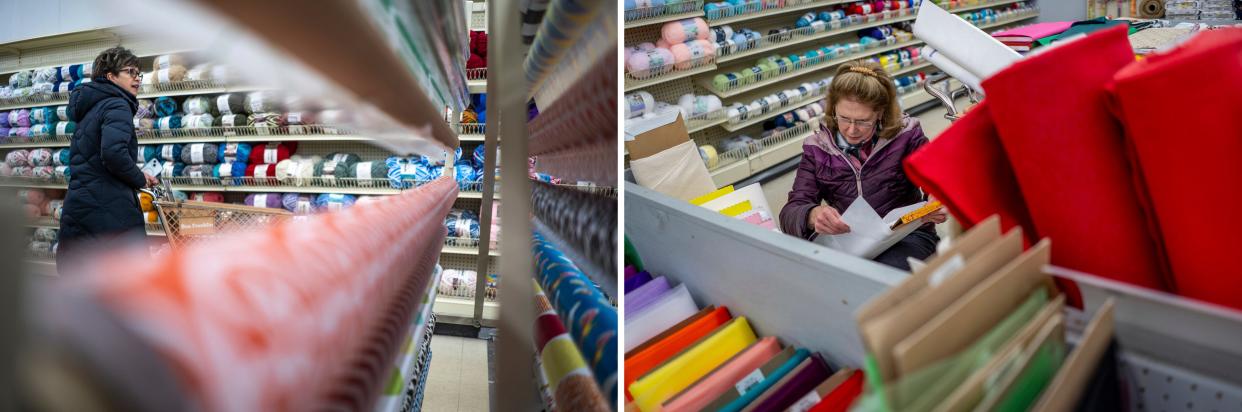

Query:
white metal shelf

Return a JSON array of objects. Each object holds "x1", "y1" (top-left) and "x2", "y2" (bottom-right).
[
  {"x1": 625, "y1": 61, "x2": 718, "y2": 92},
  {"x1": 704, "y1": 40, "x2": 924, "y2": 98},
  {"x1": 706, "y1": 0, "x2": 854, "y2": 26},
  {"x1": 624, "y1": 9, "x2": 706, "y2": 29},
  {"x1": 0, "y1": 83, "x2": 271, "y2": 112},
  {"x1": 467, "y1": 79, "x2": 487, "y2": 94},
  {"x1": 0, "y1": 130, "x2": 379, "y2": 150},
  {"x1": 441, "y1": 244, "x2": 499, "y2": 257},
  {"x1": 716, "y1": 10, "x2": 918, "y2": 64}
]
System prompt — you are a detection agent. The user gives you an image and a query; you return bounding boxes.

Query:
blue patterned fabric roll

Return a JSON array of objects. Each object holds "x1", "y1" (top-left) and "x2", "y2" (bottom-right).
[{"x1": 532, "y1": 231, "x2": 618, "y2": 401}]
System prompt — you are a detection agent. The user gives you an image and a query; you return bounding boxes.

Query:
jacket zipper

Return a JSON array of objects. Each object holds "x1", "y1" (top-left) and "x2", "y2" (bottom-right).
[{"x1": 826, "y1": 131, "x2": 894, "y2": 196}]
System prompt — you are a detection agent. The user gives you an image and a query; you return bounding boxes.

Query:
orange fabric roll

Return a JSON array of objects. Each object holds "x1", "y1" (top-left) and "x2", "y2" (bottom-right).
[
  {"x1": 663, "y1": 336, "x2": 782, "y2": 411},
  {"x1": 625, "y1": 306, "x2": 732, "y2": 400}
]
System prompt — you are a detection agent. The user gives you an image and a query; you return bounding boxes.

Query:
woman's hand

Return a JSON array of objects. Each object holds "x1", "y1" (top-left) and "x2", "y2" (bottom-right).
[
  {"x1": 811, "y1": 205, "x2": 851, "y2": 235},
  {"x1": 144, "y1": 172, "x2": 159, "y2": 188},
  {"x1": 926, "y1": 208, "x2": 948, "y2": 224}
]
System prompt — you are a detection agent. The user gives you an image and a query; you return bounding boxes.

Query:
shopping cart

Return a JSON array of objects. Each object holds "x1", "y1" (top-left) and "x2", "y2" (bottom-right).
[{"x1": 145, "y1": 180, "x2": 293, "y2": 249}]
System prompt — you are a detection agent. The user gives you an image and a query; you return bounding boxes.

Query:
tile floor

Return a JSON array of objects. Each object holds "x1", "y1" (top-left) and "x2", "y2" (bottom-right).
[{"x1": 421, "y1": 335, "x2": 492, "y2": 411}]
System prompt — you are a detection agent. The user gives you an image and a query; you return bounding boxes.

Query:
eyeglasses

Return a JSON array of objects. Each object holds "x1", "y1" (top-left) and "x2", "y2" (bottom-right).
[
  {"x1": 120, "y1": 67, "x2": 143, "y2": 79},
  {"x1": 835, "y1": 115, "x2": 877, "y2": 130}
]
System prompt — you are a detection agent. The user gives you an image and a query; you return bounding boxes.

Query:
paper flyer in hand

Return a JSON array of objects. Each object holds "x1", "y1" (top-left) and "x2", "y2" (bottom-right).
[{"x1": 813, "y1": 198, "x2": 930, "y2": 259}]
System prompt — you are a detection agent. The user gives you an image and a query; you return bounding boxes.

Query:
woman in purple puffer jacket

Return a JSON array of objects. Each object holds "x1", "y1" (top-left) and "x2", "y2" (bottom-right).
[{"x1": 779, "y1": 61, "x2": 946, "y2": 270}]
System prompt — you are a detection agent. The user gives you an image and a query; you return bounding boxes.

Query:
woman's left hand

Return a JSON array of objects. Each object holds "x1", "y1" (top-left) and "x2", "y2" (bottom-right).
[{"x1": 926, "y1": 208, "x2": 948, "y2": 224}]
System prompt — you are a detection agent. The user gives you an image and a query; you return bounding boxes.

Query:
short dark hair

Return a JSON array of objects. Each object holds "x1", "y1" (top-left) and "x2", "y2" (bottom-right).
[{"x1": 92, "y1": 46, "x2": 140, "y2": 79}]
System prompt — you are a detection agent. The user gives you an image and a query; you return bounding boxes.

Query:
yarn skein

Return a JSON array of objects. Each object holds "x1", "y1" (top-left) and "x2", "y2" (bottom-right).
[{"x1": 180, "y1": 143, "x2": 220, "y2": 165}]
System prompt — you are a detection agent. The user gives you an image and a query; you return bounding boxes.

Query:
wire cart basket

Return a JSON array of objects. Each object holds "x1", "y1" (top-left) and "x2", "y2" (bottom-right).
[{"x1": 145, "y1": 180, "x2": 293, "y2": 249}]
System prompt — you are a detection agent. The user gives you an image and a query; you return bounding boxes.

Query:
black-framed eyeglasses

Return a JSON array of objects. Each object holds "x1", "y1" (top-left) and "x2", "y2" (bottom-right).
[{"x1": 120, "y1": 67, "x2": 143, "y2": 79}]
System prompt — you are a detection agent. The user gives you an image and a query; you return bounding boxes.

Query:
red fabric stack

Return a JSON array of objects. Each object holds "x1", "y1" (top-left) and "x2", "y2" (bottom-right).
[
  {"x1": 905, "y1": 26, "x2": 1242, "y2": 310},
  {"x1": 468, "y1": 31, "x2": 488, "y2": 70}
]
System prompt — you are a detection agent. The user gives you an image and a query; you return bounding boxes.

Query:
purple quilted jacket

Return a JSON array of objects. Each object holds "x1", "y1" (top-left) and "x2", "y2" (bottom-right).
[{"x1": 779, "y1": 116, "x2": 931, "y2": 239}]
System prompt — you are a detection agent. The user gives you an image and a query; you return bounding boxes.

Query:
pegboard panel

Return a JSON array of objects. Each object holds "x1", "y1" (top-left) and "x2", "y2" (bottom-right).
[
  {"x1": 1122, "y1": 352, "x2": 1242, "y2": 412},
  {"x1": 623, "y1": 24, "x2": 666, "y2": 48},
  {"x1": 292, "y1": 140, "x2": 402, "y2": 162},
  {"x1": 438, "y1": 253, "x2": 499, "y2": 275},
  {"x1": 469, "y1": 1, "x2": 489, "y2": 32}
]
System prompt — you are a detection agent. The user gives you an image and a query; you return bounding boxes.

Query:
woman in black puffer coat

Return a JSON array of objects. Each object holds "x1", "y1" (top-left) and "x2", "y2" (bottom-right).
[{"x1": 57, "y1": 47, "x2": 157, "y2": 273}]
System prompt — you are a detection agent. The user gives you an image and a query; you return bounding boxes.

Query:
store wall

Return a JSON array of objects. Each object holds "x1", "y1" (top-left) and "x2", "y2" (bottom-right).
[
  {"x1": 1037, "y1": 0, "x2": 1088, "y2": 23},
  {"x1": 0, "y1": 0, "x2": 131, "y2": 44}
]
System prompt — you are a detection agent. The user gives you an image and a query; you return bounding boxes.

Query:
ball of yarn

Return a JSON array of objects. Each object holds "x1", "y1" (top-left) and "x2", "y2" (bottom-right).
[
  {"x1": 385, "y1": 156, "x2": 419, "y2": 189},
  {"x1": 670, "y1": 40, "x2": 716, "y2": 70},
  {"x1": 719, "y1": 134, "x2": 758, "y2": 153},
  {"x1": 473, "y1": 145, "x2": 486, "y2": 168},
  {"x1": 182, "y1": 96, "x2": 218, "y2": 116},
  {"x1": 11, "y1": 166, "x2": 33, "y2": 177},
  {"x1": 247, "y1": 142, "x2": 296, "y2": 165},
  {"x1": 52, "y1": 121, "x2": 76, "y2": 136},
  {"x1": 136, "y1": 145, "x2": 157, "y2": 163},
  {"x1": 34, "y1": 227, "x2": 58, "y2": 242},
  {"x1": 211, "y1": 162, "x2": 246, "y2": 185},
  {"x1": 245, "y1": 92, "x2": 284, "y2": 114},
  {"x1": 314, "y1": 193, "x2": 357, "y2": 212},
  {"x1": 246, "y1": 163, "x2": 279, "y2": 184},
  {"x1": 185, "y1": 63, "x2": 213, "y2": 81},
  {"x1": 218, "y1": 143, "x2": 252, "y2": 164},
  {"x1": 626, "y1": 48, "x2": 675, "y2": 74},
  {"x1": 155, "y1": 115, "x2": 183, "y2": 130},
  {"x1": 284, "y1": 111, "x2": 317, "y2": 134},
  {"x1": 181, "y1": 164, "x2": 214, "y2": 184},
  {"x1": 154, "y1": 96, "x2": 179, "y2": 117},
  {"x1": 314, "y1": 156, "x2": 358, "y2": 184},
  {"x1": 275, "y1": 155, "x2": 320, "y2": 186},
  {"x1": 51, "y1": 148, "x2": 69, "y2": 166},
  {"x1": 624, "y1": 91, "x2": 656, "y2": 119},
  {"x1": 6, "y1": 150, "x2": 30, "y2": 167},
  {"x1": 444, "y1": 209, "x2": 481, "y2": 239},
  {"x1": 454, "y1": 163, "x2": 479, "y2": 190},
  {"x1": 676, "y1": 94, "x2": 724, "y2": 118},
  {"x1": 30, "y1": 124, "x2": 49, "y2": 138},
  {"x1": 317, "y1": 109, "x2": 350, "y2": 126},
  {"x1": 281, "y1": 193, "x2": 316, "y2": 214},
  {"x1": 13, "y1": 127, "x2": 30, "y2": 138},
  {"x1": 0, "y1": 163, "x2": 12, "y2": 177},
  {"x1": 31, "y1": 107, "x2": 56, "y2": 125},
  {"x1": 214, "y1": 94, "x2": 249, "y2": 116},
  {"x1": 243, "y1": 193, "x2": 283, "y2": 209},
  {"x1": 54, "y1": 165, "x2": 70, "y2": 180},
  {"x1": 333, "y1": 160, "x2": 389, "y2": 186},
  {"x1": 157, "y1": 161, "x2": 184, "y2": 179},
  {"x1": 152, "y1": 65, "x2": 188, "y2": 85},
  {"x1": 18, "y1": 189, "x2": 46, "y2": 206},
  {"x1": 28, "y1": 149, "x2": 52, "y2": 166},
  {"x1": 181, "y1": 143, "x2": 220, "y2": 165},
  {"x1": 189, "y1": 192, "x2": 224, "y2": 202},
  {"x1": 218, "y1": 114, "x2": 251, "y2": 133},
  {"x1": 9, "y1": 71, "x2": 32, "y2": 88},
  {"x1": 0, "y1": 111, "x2": 9, "y2": 128},
  {"x1": 182, "y1": 114, "x2": 215, "y2": 129},
  {"x1": 249, "y1": 112, "x2": 287, "y2": 134},
  {"x1": 14, "y1": 109, "x2": 31, "y2": 127},
  {"x1": 461, "y1": 109, "x2": 478, "y2": 124},
  {"x1": 661, "y1": 18, "x2": 709, "y2": 45},
  {"x1": 152, "y1": 54, "x2": 189, "y2": 72}
]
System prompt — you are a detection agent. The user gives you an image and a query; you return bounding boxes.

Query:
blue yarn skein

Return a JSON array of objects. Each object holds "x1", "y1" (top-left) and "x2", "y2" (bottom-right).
[
  {"x1": 218, "y1": 143, "x2": 252, "y2": 164},
  {"x1": 314, "y1": 193, "x2": 357, "y2": 212},
  {"x1": 154, "y1": 96, "x2": 179, "y2": 117},
  {"x1": 444, "y1": 209, "x2": 481, "y2": 239},
  {"x1": 454, "y1": 163, "x2": 479, "y2": 191},
  {"x1": 212, "y1": 162, "x2": 247, "y2": 185},
  {"x1": 472, "y1": 145, "x2": 486, "y2": 168}
]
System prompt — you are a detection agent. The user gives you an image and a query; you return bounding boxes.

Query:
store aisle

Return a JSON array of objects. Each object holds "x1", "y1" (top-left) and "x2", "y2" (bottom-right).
[{"x1": 421, "y1": 336, "x2": 492, "y2": 412}]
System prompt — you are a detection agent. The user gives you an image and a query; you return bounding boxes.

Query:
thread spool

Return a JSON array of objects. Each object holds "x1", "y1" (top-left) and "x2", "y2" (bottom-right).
[{"x1": 1139, "y1": 0, "x2": 1164, "y2": 17}]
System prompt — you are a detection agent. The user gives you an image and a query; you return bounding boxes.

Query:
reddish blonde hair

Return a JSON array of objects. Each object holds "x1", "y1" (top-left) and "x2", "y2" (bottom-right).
[{"x1": 824, "y1": 60, "x2": 903, "y2": 140}]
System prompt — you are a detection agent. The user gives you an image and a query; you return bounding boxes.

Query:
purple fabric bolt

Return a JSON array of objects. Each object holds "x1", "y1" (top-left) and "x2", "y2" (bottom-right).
[
  {"x1": 625, "y1": 276, "x2": 672, "y2": 316},
  {"x1": 752, "y1": 353, "x2": 832, "y2": 412},
  {"x1": 625, "y1": 270, "x2": 654, "y2": 294}
]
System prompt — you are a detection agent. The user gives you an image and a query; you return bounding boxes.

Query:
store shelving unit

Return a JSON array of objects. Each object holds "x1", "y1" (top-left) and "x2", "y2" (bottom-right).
[
  {"x1": 624, "y1": 0, "x2": 1040, "y2": 186},
  {"x1": 627, "y1": 182, "x2": 1242, "y2": 411}
]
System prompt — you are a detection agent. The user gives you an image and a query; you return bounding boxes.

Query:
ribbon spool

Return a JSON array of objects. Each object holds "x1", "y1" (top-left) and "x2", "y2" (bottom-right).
[
  {"x1": 699, "y1": 145, "x2": 719, "y2": 168},
  {"x1": 1139, "y1": 0, "x2": 1164, "y2": 18}
]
